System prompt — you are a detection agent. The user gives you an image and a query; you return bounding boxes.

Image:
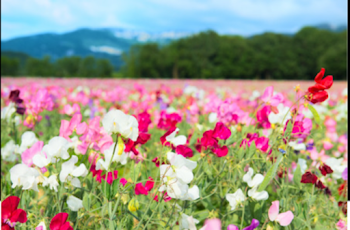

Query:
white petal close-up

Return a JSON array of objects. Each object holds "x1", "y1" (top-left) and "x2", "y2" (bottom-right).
[
  {"x1": 325, "y1": 157, "x2": 347, "y2": 179},
  {"x1": 1, "y1": 140, "x2": 19, "y2": 162},
  {"x1": 225, "y1": 189, "x2": 246, "y2": 211},
  {"x1": 19, "y1": 131, "x2": 38, "y2": 154},
  {"x1": 165, "y1": 128, "x2": 187, "y2": 147},
  {"x1": 10, "y1": 163, "x2": 40, "y2": 192},
  {"x1": 102, "y1": 109, "x2": 139, "y2": 141},
  {"x1": 67, "y1": 195, "x2": 83, "y2": 212}
]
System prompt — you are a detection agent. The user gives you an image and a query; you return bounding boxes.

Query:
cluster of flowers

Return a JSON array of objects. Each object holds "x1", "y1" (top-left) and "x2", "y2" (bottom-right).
[{"x1": 0, "y1": 68, "x2": 348, "y2": 229}]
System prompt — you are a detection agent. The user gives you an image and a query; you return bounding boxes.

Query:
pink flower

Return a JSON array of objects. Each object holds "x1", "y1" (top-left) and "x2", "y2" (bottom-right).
[
  {"x1": 268, "y1": 200, "x2": 294, "y2": 226},
  {"x1": 336, "y1": 219, "x2": 347, "y2": 230},
  {"x1": 201, "y1": 218, "x2": 221, "y2": 230},
  {"x1": 21, "y1": 141, "x2": 43, "y2": 167},
  {"x1": 261, "y1": 86, "x2": 284, "y2": 106},
  {"x1": 212, "y1": 122, "x2": 231, "y2": 140},
  {"x1": 256, "y1": 106, "x2": 271, "y2": 129}
]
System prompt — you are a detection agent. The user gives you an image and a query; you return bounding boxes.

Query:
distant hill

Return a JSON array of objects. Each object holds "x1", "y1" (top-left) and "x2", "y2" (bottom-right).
[
  {"x1": 1, "y1": 51, "x2": 31, "y2": 68},
  {"x1": 1, "y1": 24, "x2": 346, "y2": 70}
]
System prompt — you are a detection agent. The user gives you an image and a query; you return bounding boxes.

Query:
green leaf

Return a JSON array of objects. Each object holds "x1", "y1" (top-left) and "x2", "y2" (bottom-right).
[
  {"x1": 307, "y1": 104, "x2": 321, "y2": 125},
  {"x1": 112, "y1": 178, "x2": 119, "y2": 196},
  {"x1": 293, "y1": 164, "x2": 302, "y2": 188},
  {"x1": 237, "y1": 147, "x2": 245, "y2": 160},
  {"x1": 83, "y1": 193, "x2": 90, "y2": 211},
  {"x1": 257, "y1": 154, "x2": 283, "y2": 192},
  {"x1": 247, "y1": 142, "x2": 256, "y2": 159},
  {"x1": 284, "y1": 120, "x2": 293, "y2": 138},
  {"x1": 101, "y1": 180, "x2": 111, "y2": 200}
]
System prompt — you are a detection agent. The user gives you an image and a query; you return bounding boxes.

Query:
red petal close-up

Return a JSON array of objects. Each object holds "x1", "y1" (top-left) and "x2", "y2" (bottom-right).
[
  {"x1": 50, "y1": 213, "x2": 69, "y2": 230},
  {"x1": 300, "y1": 172, "x2": 318, "y2": 184}
]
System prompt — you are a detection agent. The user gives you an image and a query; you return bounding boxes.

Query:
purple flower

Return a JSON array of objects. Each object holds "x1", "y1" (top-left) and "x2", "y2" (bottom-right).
[
  {"x1": 227, "y1": 219, "x2": 259, "y2": 230},
  {"x1": 342, "y1": 167, "x2": 347, "y2": 181}
]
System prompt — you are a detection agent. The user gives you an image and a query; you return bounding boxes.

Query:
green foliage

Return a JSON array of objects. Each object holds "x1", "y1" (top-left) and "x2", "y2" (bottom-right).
[{"x1": 122, "y1": 27, "x2": 347, "y2": 79}]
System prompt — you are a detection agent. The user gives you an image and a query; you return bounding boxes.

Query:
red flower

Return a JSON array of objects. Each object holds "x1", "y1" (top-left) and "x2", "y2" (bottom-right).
[
  {"x1": 1, "y1": 196, "x2": 27, "y2": 230},
  {"x1": 315, "y1": 180, "x2": 326, "y2": 189},
  {"x1": 338, "y1": 181, "x2": 347, "y2": 197},
  {"x1": 306, "y1": 68, "x2": 333, "y2": 104},
  {"x1": 319, "y1": 163, "x2": 333, "y2": 176},
  {"x1": 101, "y1": 170, "x2": 118, "y2": 185},
  {"x1": 49, "y1": 213, "x2": 73, "y2": 230},
  {"x1": 301, "y1": 172, "x2": 318, "y2": 184},
  {"x1": 338, "y1": 201, "x2": 347, "y2": 215}
]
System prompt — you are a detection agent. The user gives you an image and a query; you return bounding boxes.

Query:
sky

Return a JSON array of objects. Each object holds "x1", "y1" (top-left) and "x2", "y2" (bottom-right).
[{"x1": 1, "y1": 0, "x2": 347, "y2": 40}]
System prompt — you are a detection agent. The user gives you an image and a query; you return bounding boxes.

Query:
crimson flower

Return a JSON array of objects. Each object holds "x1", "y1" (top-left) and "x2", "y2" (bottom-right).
[
  {"x1": 1, "y1": 196, "x2": 27, "y2": 230},
  {"x1": 49, "y1": 213, "x2": 73, "y2": 230},
  {"x1": 300, "y1": 172, "x2": 318, "y2": 184},
  {"x1": 199, "y1": 122, "x2": 231, "y2": 157},
  {"x1": 319, "y1": 163, "x2": 333, "y2": 176},
  {"x1": 306, "y1": 68, "x2": 333, "y2": 104}
]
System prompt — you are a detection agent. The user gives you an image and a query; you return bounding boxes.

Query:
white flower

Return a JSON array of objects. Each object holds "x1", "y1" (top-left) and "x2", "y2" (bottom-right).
[
  {"x1": 166, "y1": 107, "x2": 177, "y2": 113},
  {"x1": 33, "y1": 152, "x2": 51, "y2": 168},
  {"x1": 42, "y1": 136, "x2": 70, "y2": 162},
  {"x1": 19, "y1": 131, "x2": 38, "y2": 154},
  {"x1": 35, "y1": 221, "x2": 46, "y2": 230},
  {"x1": 165, "y1": 128, "x2": 187, "y2": 147},
  {"x1": 249, "y1": 90, "x2": 261, "y2": 101},
  {"x1": 96, "y1": 140, "x2": 127, "y2": 171},
  {"x1": 268, "y1": 103, "x2": 291, "y2": 125},
  {"x1": 42, "y1": 174, "x2": 59, "y2": 192},
  {"x1": 243, "y1": 167, "x2": 269, "y2": 201},
  {"x1": 180, "y1": 213, "x2": 199, "y2": 230},
  {"x1": 67, "y1": 195, "x2": 83, "y2": 212},
  {"x1": 297, "y1": 158, "x2": 307, "y2": 174},
  {"x1": 59, "y1": 155, "x2": 88, "y2": 188},
  {"x1": 159, "y1": 152, "x2": 198, "y2": 200},
  {"x1": 1, "y1": 140, "x2": 19, "y2": 162},
  {"x1": 208, "y1": 112, "x2": 217, "y2": 123},
  {"x1": 102, "y1": 109, "x2": 139, "y2": 141},
  {"x1": 342, "y1": 88, "x2": 347, "y2": 96},
  {"x1": 225, "y1": 189, "x2": 246, "y2": 210},
  {"x1": 288, "y1": 140, "x2": 306, "y2": 151},
  {"x1": 67, "y1": 136, "x2": 82, "y2": 154},
  {"x1": 1, "y1": 102, "x2": 16, "y2": 122},
  {"x1": 325, "y1": 157, "x2": 347, "y2": 179},
  {"x1": 10, "y1": 164, "x2": 40, "y2": 192}
]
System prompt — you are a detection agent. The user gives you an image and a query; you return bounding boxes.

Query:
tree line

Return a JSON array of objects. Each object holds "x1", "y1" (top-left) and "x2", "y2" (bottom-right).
[
  {"x1": 121, "y1": 26, "x2": 346, "y2": 80},
  {"x1": 1, "y1": 26, "x2": 347, "y2": 80},
  {"x1": 1, "y1": 54, "x2": 114, "y2": 78}
]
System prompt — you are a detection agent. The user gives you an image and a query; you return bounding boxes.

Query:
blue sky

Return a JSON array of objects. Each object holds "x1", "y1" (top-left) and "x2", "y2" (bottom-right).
[{"x1": 1, "y1": 0, "x2": 347, "y2": 40}]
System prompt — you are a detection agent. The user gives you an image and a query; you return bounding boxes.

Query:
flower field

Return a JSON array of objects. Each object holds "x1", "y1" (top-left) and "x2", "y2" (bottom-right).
[{"x1": 1, "y1": 69, "x2": 348, "y2": 229}]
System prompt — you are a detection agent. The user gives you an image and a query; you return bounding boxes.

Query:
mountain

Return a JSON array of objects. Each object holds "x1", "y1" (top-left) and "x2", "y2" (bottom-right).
[
  {"x1": 1, "y1": 28, "x2": 189, "y2": 69},
  {"x1": 1, "y1": 24, "x2": 346, "y2": 69}
]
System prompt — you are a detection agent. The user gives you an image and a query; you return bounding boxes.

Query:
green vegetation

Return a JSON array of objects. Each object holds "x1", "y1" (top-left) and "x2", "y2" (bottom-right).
[
  {"x1": 1, "y1": 55, "x2": 114, "y2": 78},
  {"x1": 1, "y1": 26, "x2": 346, "y2": 80},
  {"x1": 121, "y1": 27, "x2": 347, "y2": 80}
]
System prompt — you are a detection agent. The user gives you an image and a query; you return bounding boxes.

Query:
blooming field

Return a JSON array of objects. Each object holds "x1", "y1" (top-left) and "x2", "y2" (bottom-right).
[{"x1": 1, "y1": 69, "x2": 348, "y2": 229}]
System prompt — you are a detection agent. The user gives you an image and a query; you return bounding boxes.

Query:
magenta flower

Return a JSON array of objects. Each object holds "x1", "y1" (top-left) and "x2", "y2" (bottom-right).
[
  {"x1": 256, "y1": 105, "x2": 271, "y2": 129},
  {"x1": 49, "y1": 213, "x2": 73, "y2": 230},
  {"x1": 21, "y1": 141, "x2": 44, "y2": 167},
  {"x1": 135, "y1": 177, "x2": 154, "y2": 195}
]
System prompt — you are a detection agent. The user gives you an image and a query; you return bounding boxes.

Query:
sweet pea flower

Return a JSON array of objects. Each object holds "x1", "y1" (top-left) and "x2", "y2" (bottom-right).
[
  {"x1": 1, "y1": 196, "x2": 27, "y2": 230},
  {"x1": 180, "y1": 213, "x2": 199, "y2": 230},
  {"x1": 18, "y1": 131, "x2": 38, "y2": 154},
  {"x1": 225, "y1": 189, "x2": 246, "y2": 210},
  {"x1": 49, "y1": 213, "x2": 73, "y2": 230},
  {"x1": 243, "y1": 167, "x2": 269, "y2": 201},
  {"x1": 10, "y1": 164, "x2": 40, "y2": 192},
  {"x1": 35, "y1": 221, "x2": 47, "y2": 230},
  {"x1": 227, "y1": 219, "x2": 260, "y2": 230},
  {"x1": 342, "y1": 167, "x2": 347, "y2": 180},
  {"x1": 336, "y1": 219, "x2": 347, "y2": 230},
  {"x1": 1, "y1": 140, "x2": 19, "y2": 162},
  {"x1": 96, "y1": 140, "x2": 127, "y2": 171},
  {"x1": 288, "y1": 140, "x2": 306, "y2": 151},
  {"x1": 42, "y1": 174, "x2": 59, "y2": 192},
  {"x1": 21, "y1": 141, "x2": 44, "y2": 167},
  {"x1": 268, "y1": 103, "x2": 291, "y2": 125},
  {"x1": 102, "y1": 109, "x2": 139, "y2": 141},
  {"x1": 41, "y1": 136, "x2": 70, "y2": 163},
  {"x1": 268, "y1": 200, "x2": 294, "y2": 226},
  {"x1": 200, "y1": 218, "x2": 221, "y2": 230},
  {"x1": 161, "y1": 127, "x2": 187, "y2": 147},
  {"x1": 325, "y1": 157, "x2": 347, "y2": 179},
  {"x1": 261, "y1": 86, "x2": 284, "y2": 106},
  {"x1": 66, "y1": 195, "x2": 83, "y2": 212},
  {"x1": 59, "y1": 155, "x2": 88, "y2": 188}
]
